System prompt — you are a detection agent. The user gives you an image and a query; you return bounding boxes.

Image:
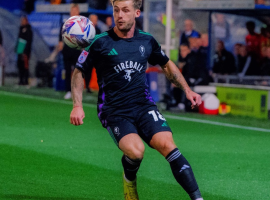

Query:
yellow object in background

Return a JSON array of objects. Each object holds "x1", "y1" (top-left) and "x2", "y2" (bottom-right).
[{"x1": 219, "y1": 103, "x2": 231, "y2": 115}]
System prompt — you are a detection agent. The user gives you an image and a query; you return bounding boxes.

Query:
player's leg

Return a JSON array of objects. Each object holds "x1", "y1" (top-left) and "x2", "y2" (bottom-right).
[
  {"x1": 136, "y1": 106, "x2": 202, "y2": 200},
  {"x1": 150, "y1": 131, "x2": 203, "y2": 200},
  {"x1": 119, "y1": 133, "x2": 144, "y2": 181},
  {"x1": 119, "y1": 134, "x2": 144, "y2": 200},
  {"x1": 105, "y1": 116, "x2": 144, "y2": 200}
]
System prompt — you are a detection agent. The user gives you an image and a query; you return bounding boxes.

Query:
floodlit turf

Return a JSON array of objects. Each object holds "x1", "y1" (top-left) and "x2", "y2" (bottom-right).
[{"x1": 0, "y1": 91, "x2": 270, "y2": 200}]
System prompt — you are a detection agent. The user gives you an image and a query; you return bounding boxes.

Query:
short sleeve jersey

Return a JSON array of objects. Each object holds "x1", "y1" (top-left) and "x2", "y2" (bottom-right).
[{"x1": 76, "y1": 29, "x2": 169, "y2": 118}]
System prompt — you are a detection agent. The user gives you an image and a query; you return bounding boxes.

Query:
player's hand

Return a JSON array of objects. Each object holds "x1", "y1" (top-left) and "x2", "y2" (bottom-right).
[
  {"x1": 186, "y1": 90, "x2": 202, "y2": 109},
  {"x1": 70, "y1": 106, "x2": 85, "y2": 126}
]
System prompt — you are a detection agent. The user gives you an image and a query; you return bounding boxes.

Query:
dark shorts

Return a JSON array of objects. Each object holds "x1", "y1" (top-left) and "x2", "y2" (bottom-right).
[{"x1": 100, "y1": 104, "x2": 172, "y2": 147}]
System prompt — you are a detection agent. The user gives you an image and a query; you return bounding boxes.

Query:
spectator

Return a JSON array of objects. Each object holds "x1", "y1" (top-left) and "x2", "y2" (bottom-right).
[
  {"x1": 16, "y1": 16, "x2": 33, "y2": 85},
  {"x1": 59, "y1": 4, "x2": 81, "y2": 99},
  {"x1": 179, "y1": 19, "x2": 200, "y2": 46},
  {"x1": 246, "y1": 21, "x2": 261, "y2": 60},
  {"x1": 213, "y1": 40, "x2": 236, "y2": 75},
  {"x1": 260, "y1": 47, "x2": 270, "y2": 76},
  {"x1": 105, "y1": 16, "x2": 113, "y2": 30},
  {"x1": 173, "y1": 44, "x2": 208, "y2": 111},
  {"x1": 198, "y1": 34, "x2": 209, "y2": 71},
  {"x1": 213, "y1": 13, "x2": 230, "y2": 42},
  {"x1": 233, "y1": 43, "x2": 242, "y2": 71},
  {"x1": 89, "y1": 14, "x2": 102, "y2": 34},
  {"x1": 237, "y1": 45, "x2": 258, "y2": 76},
  {"x1": 83, "y1": 14, "x2": 102, "y2": 93},
  {"x1": 181, "y1": 44, "x2": 209, "y2": 86}
]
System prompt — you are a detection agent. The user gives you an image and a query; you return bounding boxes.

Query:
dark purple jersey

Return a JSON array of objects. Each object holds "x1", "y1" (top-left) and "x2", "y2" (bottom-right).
[{"x1": 75, "y1": 28, "x2": 169, "y2": 119}]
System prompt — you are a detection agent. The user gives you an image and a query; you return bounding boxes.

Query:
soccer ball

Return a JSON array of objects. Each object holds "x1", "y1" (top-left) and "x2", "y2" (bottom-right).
[{"x1": 62, "y1": 15, "x2": 96, "y2": 50}]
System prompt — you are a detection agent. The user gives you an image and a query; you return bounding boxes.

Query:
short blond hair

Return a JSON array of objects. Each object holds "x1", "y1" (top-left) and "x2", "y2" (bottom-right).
[
  {"x1": 110, "y1": 0, "x2": 142, "y2": 10},
  {"x1": 70, "y1": 3, "x2": 79, "y2": 9}
]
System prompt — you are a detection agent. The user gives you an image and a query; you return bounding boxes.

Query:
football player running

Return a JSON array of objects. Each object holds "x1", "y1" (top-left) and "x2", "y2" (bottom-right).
[{"x1": 70, "y1": 0, "x2": 203, "y2": 199}]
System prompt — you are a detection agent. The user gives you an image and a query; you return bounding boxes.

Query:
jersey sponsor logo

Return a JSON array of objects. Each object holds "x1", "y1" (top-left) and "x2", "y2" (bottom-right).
[
  {"x1": 114, "y1": 61, "x2": 143, "y2": 73},
  {"x1": 78, "y1": 50, "x2": 89, "y2": 64},
  {"x1": 114, "y1": 61, "x2": 144, "y2": 82},
  {"x1": 139, "y1": 45, "x2": 145, "y2": 57},
  {"x1": 124, "y1": 69, "x2": 135, "y2": 82}
]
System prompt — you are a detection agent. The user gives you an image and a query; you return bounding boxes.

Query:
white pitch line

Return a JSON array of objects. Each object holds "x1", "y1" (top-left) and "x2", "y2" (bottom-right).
[
  {"x1": 164, "y1": 115, "x2": 270, "y2": 133},
  {"x1": 1, "y1": 90, "x2": 270, "y2": 133},
  {"x1": 0, "y1": 90, "x2": 96, "y2": 108}
]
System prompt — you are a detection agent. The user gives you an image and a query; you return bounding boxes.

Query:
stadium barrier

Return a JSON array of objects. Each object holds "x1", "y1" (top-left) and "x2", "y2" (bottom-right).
[
  {"x1": 213, "y1": 75, "x2": 270, "y2": 86},
  {"x1": 212, "y1": 83, "x2": 270, "y2": 119}
]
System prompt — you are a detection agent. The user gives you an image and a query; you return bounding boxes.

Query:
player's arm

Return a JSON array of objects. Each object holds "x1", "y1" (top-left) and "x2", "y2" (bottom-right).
[
  {"x1": 161, "y1": 60, "x2": 202, "y2": 109},
  {"x1": 70, "y1": 68, "x2": 85, "y2": 126}
]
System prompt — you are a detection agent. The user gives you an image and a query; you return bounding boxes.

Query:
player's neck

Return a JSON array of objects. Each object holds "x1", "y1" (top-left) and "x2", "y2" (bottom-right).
[{"x1": 113, "y1": 24, "x2": 136, "y2": 39}]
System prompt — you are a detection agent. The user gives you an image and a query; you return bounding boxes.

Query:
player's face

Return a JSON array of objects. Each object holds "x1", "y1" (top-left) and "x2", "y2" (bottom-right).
[{"x1": 113, "y1": 0, "x2": 140, "y2": 32}]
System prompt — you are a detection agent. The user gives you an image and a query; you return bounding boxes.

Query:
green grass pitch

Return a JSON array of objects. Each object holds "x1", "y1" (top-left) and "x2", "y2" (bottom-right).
[{"x1": 0, "y1": 91, "x2": 269, "y2": 200}]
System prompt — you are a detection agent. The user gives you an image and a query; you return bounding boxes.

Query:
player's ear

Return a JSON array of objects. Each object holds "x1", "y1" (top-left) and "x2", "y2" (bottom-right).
[{"x1": 135, "y1": 9, "x2": 141, "y2": 18}]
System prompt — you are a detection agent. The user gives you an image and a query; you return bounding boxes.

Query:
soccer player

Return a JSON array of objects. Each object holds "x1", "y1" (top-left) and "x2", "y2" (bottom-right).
[{"x1": 70, "y1": 0, "x2": 203, "y2": 199}]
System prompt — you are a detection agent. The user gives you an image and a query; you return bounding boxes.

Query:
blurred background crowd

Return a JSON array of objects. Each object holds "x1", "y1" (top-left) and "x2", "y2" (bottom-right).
[{"x1": 0, "y1": 0, "x2": 269, "y2": 114}]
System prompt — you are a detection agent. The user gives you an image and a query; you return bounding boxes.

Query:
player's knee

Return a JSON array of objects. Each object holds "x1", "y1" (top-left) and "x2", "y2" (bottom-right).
[
  {"x1": 126, "y1": 144, "x2": 145, "y2": 160},
  {"x1": 155, "y1": 140, "x2": 176, "y2": 157}
]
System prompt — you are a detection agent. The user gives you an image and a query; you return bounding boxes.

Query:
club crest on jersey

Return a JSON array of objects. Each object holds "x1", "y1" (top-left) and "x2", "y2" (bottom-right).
[
  {"x1": 114, "y1": 127, "x2": 120, "y2": 136},
  {"x1": 78, "y1": 50, "x2": 89, "y2": 64},
  {"x1": 139, "y1": 45, "x2": 145, "y2": 57}
]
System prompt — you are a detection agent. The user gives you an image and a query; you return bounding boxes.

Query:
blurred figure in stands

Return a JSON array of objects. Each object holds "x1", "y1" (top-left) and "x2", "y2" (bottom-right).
[
  {"x1": 198, "y1": 34, "x2": 209, "y2": 72},
  {"x1": 233, "y1": 43, "x2": 242, "y2": 72},
  {"x1": 83, "y1": 14, "x2": 102, "y2": 93},
  {"x1": 213, "y1": 13, "x2": 230, "y2": 42},
  {"x1": 237, "y1": 45, "x2": 258, "y2": 76},
  {"x1": 59, "y1": 4, "x2": 81, "y2": 99},
  {"x1": 89, "y1": 14, "x2": 101, "y2": 34},
  {"x1": 173, "y1": 44, "x2": 208, "y2": 111},
  {"x1": 245, "y1": 21, "x2": 261, "y2": 60},
  {"x1": 213, "y1": 40, "x2": 236, "y2": 75},
  {"x1": 16, "y1": 16, "x2": 33, "y2": 85},
  {"x1": 106, "y1": 16, "x2": 113, "y2": 30},
  {"x1": 180, "y1": 19, "x2": 200, "y2": 46},
  {"x1": 260, "y1": 47, "x2": 270, "y2": 76}
]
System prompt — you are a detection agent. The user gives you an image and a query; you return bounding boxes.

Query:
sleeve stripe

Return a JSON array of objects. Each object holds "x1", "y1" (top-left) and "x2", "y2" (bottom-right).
[{"x1": 85, "y1": 32, "x2": 108, "y2": 51}]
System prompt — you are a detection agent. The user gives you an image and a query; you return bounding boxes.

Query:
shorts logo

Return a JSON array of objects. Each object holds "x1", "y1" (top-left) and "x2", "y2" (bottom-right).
[
  {"x1": 114, "y1": 127, "x2": 120, "y2": 136},
  {"x1": 139, "y1": 45, "x2": 145, "y2": 57},
  {"x1": 78, "y1": 50, "x2": 89, "y2": 64}
]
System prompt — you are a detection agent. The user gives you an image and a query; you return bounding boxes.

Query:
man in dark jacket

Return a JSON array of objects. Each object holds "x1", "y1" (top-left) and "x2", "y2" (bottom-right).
[
  {"x1": 213, "y1": 40, "x2": 236, "y2": 74},
  {"x1": 16, "y1": 16, "x2": 33, "y2": 85},
  {"x1": 59, "y1": 4, "x2": 82, "y2": 99}
]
